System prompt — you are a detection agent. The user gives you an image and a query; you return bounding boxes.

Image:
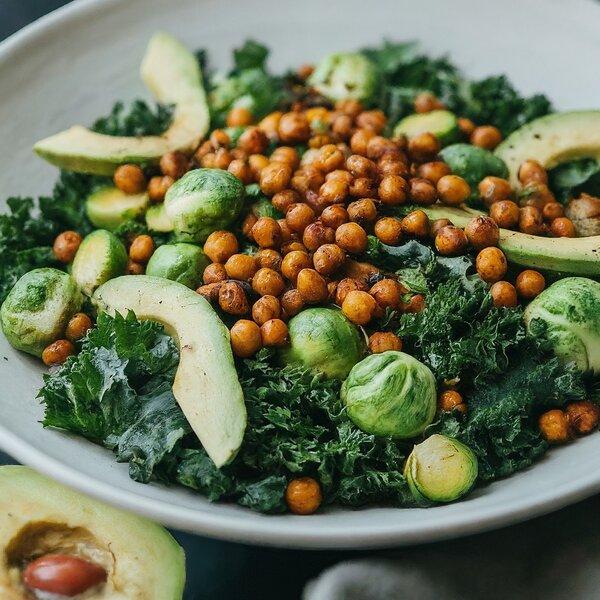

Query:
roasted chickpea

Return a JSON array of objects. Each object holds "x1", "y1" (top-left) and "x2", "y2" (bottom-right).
[
  {"x1": 278, "y1": 112, "x2": 311, "y2": 144},
  {"x1": 296, "y1": 268, "x2": 328, "y2": 304},
  {"x1": 237, "y1": 126, "x2": 268, "y2": 155},
  {"x1": 370, "y1": 279, "x2": 402, "y2": 309},
  {"x1": 194, "y1": 140, "x2": 213, "y2": 162},
  {"x1": 252, "y1": 268, "x2": 285, "y2": 297},
  {"x1": 542, "y1": 202, "x2": 565, "y2": 221},
  {"x1": 335, "y1": 278, "x2": 367, "y2": 306},
  {"x1": 378, "y1": 175, "x2": 407, "y2": 206},
  {"x1": 258, "y1": 111, "x2": 282, "y2": 139},
  {"x1": 203, "y1": 262, "x2": 228, "y2": 284},
  {"x1": 417, "y1": 161, "x2": 451, "y2": 184},
  {"x1": 248, "y1": 154, "x2": 270, "y2": 178},
  {"x1": 518, "y1": 206, "x2": 545, "y2": 235},
  {"x1": 65, "y1": 313, "x2": 93, "y2": 342},
  {"x1": 342, "y1": 290, "x2": 377, "y2": 325},
  {"x1": 369, "y1": 331, "x2": 402, "y2": 353},
  {"x1": 260, "y1": 162, "x2": 293, "y2": 195},
  {"x1": 308, "y1": 134, "x2": 332, "y2": 149},
  {"x1": 225, "y1": 253, "x2": 258, "y2": 281},
  {"x1": 490, "y1": 281, "x2": 518, "y2": 308},
  {"x1": 437, "y1": 175, "x2": 471, "y2": 206},
  {"x1": 408, "y1": 132, "x2": 440, "y2": 162},
  {"x1": 271, "y1": 146, "x2": 300, "y2": 169},
  {"x1": 128, "y1": 234, "x2": 154, "y2": 263},
  {"x1": 350, "y1": 128, "x2": 375, "y2": 155},
  {"x1": 159, "y1": 151, "x2": 188, "y2": 179},
  {"x1": 42, "y1": 339, "x2": 75, "y2": 366},
  {"x1": 476, "y1": 247, "x2": 507, "y2": 283},
  {"x1": 147, "y1": 175, "x2": 174, "y2": 202},
  {"x1": 465, "y1": 216, "x2": 500, "y2": 250},
  {"x1": 335, "y1": 222, "x2": 368, "y2": 254},
  {"x1": 478, "y1": 176, "x2": 512, "y2": 207},
  {"x1": 349, "y1": 177, "x2": 376, "y2": 198},
  {"x1": 434, "y1": 226, "x2": 468, "y2": 256},
  {"x1": 285, "y1": 477, "x2": 322, "y2": 515},
  {"x1": 209, "y1": 128, "x2": 230, "y2": 149},
  {"x1": 457, "y1": 117, "x2": 476, "y2": 137},
  {"x1": 408, "y1": 177, "x2": 437, "y2": 205},
  {"x1": 438, "y1": 390, "x2": 466, "y2": 413},
  {"x1": 321, "y1": 204, "x2": 349, "y2": 229},
  {"x1": 403, "y1": 293, "x2": 426, "y2": 313},
  {"x1": 219, "y1": 281, "x2": 249, "y2": 315},
  {"x1": 331, "y1": 113, "x2": 353, "y2": 139},
  {"x1": 271, "y1": 190, "x2": 300, "y2": 214},
  {"x1": 335, "y1": 99, "x2": 364, "y2": 117},
  {"x1": 520, "y1": 183, "x2": 555, "y2": 210},
  {"x1": 251, "y1": 217, "x2": 282, "y2": 249},
  {"x1": 326, "y1": 169, "x2": 353, "y2": 185},
  {"x1": 470, "y1": 125, "x2": 502, "y2": 150},
  {"x1": 312, "y1": 144, "x2": 344, "y2": 173},
  {"x1": 199, "y1": 152, "x2": 217, "y2": 168},
  {"x1": 430, "y1": 218, "x2": 453, "y2": 238},
  {"x1": 550, "y1": 217, "x2": 576, "y2": 238},
  {"x1": 414, "y1": 92, "x2": 445, "y2": 113},
  {"x1": 286, "y1": 203, "x2": 316, "y2": 233},
  {"x1": 204, "y1": 231, "x2": 239, "y2": 263},
  {"x1": 252, "y1": 295, "x2": 281, "y2": 325},
  {"x1": 196, "y1": 282, "x2": 222, "y2": 303},
  {"x1": 366, "y1": 136, "x2": 398, "y2": 161},
  {"x1": 539, "y1": 409, "x2": 570, "y2": 444},
  {"x1": 53, "y1": 231, "x2": 82, "y2": 264},
  {"x1": 401, "y1": 210, "x2": 430, "y2": 238},
  {"x1": 518, "y1": 159, "x2": 548, "y2": 185},
  {"x1": 227, "y1": 106, "x2": 253, "y2": 127},
  {"x1": 356, "y1": 109, "x2": 386, "y2": 133},
  {"x1": 281, "y1": 250, "x2": 312, "y2": 282},
  {"x1": 281, "y1": 241, "x2": 307, "y2": 255},
  {"x1": 303, "y1": 223, "x2": 335, "y2": 251},
  {"x1": 319, "y1": 178, "x2": 349, "y2": 205},
  {"x1": 255, "y1": 248, "x2": 282, "y2": 271},
  {"x1": 374, "y1": 217, "x2": 403, "y2": 245},
  {"x1": 313, "y1": 243, "x2": 346, "y2": 276},
  {"x1": 346, "y1": 155, "x2": 378, "y2": 179},
  {"x1": 343, "y1": 260, "x2": 380, "y2": 285},
  {"x1": 281, "y1": 289, "x2": 305, "y2": 317},
  {"x1": 230, "y1": 319, "x2": 262, "y2": 357},
  {"x1": 489, "y1": 200, "x2": 520, "y2": 228},
  {"x1": 213, "y1": 147, "x2": 234, "y2": 170},
  {"x1": 347, "y1": 198, "x2": 377, "y2": 226},
  {"x1": 227, "y1": 159, "x2": 254, "y2": 184},
  {"x1": 378, "y1": 158, "x2": 409, "y2": 178},
  {"x1": 261, "y1": 318, "x2": 289, "y2": 347},
  {"x1": 126, "y1": 260, "x2": 145, "y2": 275},
  {"x1": 566, "y1": 401, "x2": 600, "y2": 436},
  {"x1": 113, "y1": 164, "x2": 146, "y2": 194},
  {"x1": 242, "y1": 213, "x2": 258, "y2": 240},
  {"x1": 515, "y1": 269, "x2": 545, "y2": 299}
]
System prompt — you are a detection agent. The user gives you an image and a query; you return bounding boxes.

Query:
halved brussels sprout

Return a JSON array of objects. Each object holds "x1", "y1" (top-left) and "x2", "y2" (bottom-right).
[
  {"x1": 146, "y1": 243, "x2": 209, "y2": 289},
  {"x1": 341, "y1": 351, "x2": 437, "y2": 438},
  {"x1": 404, "y1": 434, "x2": 478, "y2": 504}
]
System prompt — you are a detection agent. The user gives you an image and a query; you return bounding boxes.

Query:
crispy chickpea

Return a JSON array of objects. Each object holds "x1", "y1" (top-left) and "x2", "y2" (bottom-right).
[
  {"x1": 566, "y1": 401, "x2": 600, "y2": 436},
  {"x1": 515, "y1": 269, "x2": 545, "y2": 299},
  {"x1": 520, "y1": 183, "x2": 555, "y2": 210},
  {"x1": 518, "y1": 159, "x2": 548, "y2": 185},
  {"x1": 285, "y1": 477, "x2": 322, "y2": 515},
  {"x1": 252, "y1": 268, "x2": 285, "y2": 297},
  {"x1": 242, "y1": 213, "x2": 258, "y2": 240},
  {"x1": 261, "y1": 318, "x2": 289, "y2": 347},
  {"x1": 435, "y1": 226, "x2": 468, "y2": 256},
  {"x1": 347, "y1": 199, "x2": 377, "y2": 226},
  {"x1": 42, "y1": 339, "x2": 75, "y2": 366},
  {"x1": 539, "y1": 409, "x2": 570, "y2": 444},
  {"x1": 159, "y1": 151, "x2": 188, "y2": 179},
  {"x1": 227, "y1": 159, "x2": 254, "y2": 184},
  {"x1": 342, "y1": 290, "x2": 377, "y2": 325},
  {"x1": 408, "y1": 132, "x2": 440, "y2": 162},
  {"x1": 281, "y1": 289, "x2": 305, "y2": 317},
  {"x1": 281, "y1": 250, "x2": 312, "y2": 282},
  {"x1": 478, "y1": 176, "x2": 512, "y2": 207},
  {"x1": 356, "y1": 109, "x2": 387, "y2": 133},
  {"x1": 335, "y1": 99, "x2": 364, "y2": 117},
  {"x1": 326, "y1": 169, "x2": 353, "y2": 185},
  {"x1": 199, "y1": 152, "x2": 217, "y2": 168},
  {"x1": 65, "y1": 313, "x2": 93, "y2": 342},
  {"x1": 331, "y1": 114, "x2": 353, "y2": 139},
  {"x1": 321, "y1": 204, "x2": 349, "y2": 229},
  {"x1": 255, "y1": 248, "x2": 282, "y2": 271},
  {"x1": 490, "y1": 281, "x2": 518, "y2": 308},
  {"x1": 204, "y1": 231, "x2": 239, "y2": 263},
  {"x1": 334, "y1": 278, "x2": 366, "y2": 306},
  {"x1": 126, "y1": 260, "x2": 145, "y2": 275},
  {"x1": 271, "y1": 146, "x2": 300, "y2": 169},
  {"x1": 470, "y1": 125, "x2": 502, "y2": 150},
  {"x1": 213, "y1": 148, "x2": 234, "y2": 170},
  {"x1": 403, "y1": 293, "x2": 426, "y2": 313},
  {"x1": 227, "y1": 106, "x2": 253, "y2": 127},
  {"x1": 346, "y1": 155, "x2": 378, "y2": 179},
  {"x1": 281, "y1": 241, "x2": 307, "y2": 255},
  {"x1": 147, "y1": 175, "x2": 174, "y2": 202},
  {"x1": 417, "y1": 161, "x2": 451, "y2": 184},
  {"x1": 457, "y1": 117, "x2": 476, "y2": 137},
  {"x1": 542, "y1": 202, "x2": 565, "y2": 221},
  {"x1": 518, "y1": 206, "x2": 545, "y2": 235},
  {"x1": 414, "y1": 92, "x2": 445, "y2": 113},
  {"x1": 374, "y1": 217, "x2": 403, "y2": 245},
  {"x1": 219, "y1": 281, "x2": 249, "y2": 315},
  {"x1": 272, "y1": 190, "x2": 300, "y2": 214},
  {"x1": 378, "y1": 158, "x2": 408, "y2": 178},
  {"x1": 278, "y1": 112, "x2": 311, "y2": 144},
  {"x1": 366, "y1": 136, "x2": 398, "y2": 161},
  {"x1": 129, "y1": 234, "x2": 155, "y2": 263},
  {"x1": 313, "y1": 144, "x2": 345, "y2": 173},
  {"x1": 225, "y1": 254, "x2": 258, "y2": 281},
  {"x1": 237, "y1": 126, "x2": 268, "y2": 154},
  {"x1": 430, "y1": 218, "x2": 453, "y2": 238},
  {"x1": 278, "y1": 219, "x2": 294, "y2": 243},
  {"x1": 194, "y1": 140, "x2": 213, "y2": 162},
  {"x1": 408, "y1": 177, "x2": 437, "y2": 206},
  {"x1": 465, "y1": 216, "x2": 500, "y2": 250},
  {"x1": 309, "y1": 134, "x2": 331, "y2": 149},
  {"x1": 196, "y1": 282, "x2": 222, "y2": 303},
  {"x1": 248, "y1": 154, "x2": 270, "y2": 178},
  {"x1": 401, "y1": 210, "x2": 430, "y2": 238},
  {"x1": 286, "y1": 203, "x2": 316, "y2": 233},
  {"x1": 113, "y1": 164, "x2": 146, "y2": 194},
  {"x1": 489, "y1": 200, "x2": 520, "y2": 229},
  {"x1": 368, "y1": 331, "x2": 402, "y2": 354},
  {"x1": 437, "y1": 175, "x2": 471, "y2": 206},
  {"x1": 343, "y1": 260, "x2": 380, "y2": 285},
  {"x1": 251, "y1": 217, "x2": 283, "y2": 249},
  {"x1": 370, "y1": 279, "x2": 402, "y2": 309},
  {"x1": 335, "y1": 222, "x2": 368, "y2": 254},
  {"x1": 209, "y1": 128, "x2": 230, "y2": 149},
  {"x1": 296, "y1": 268, "x2": 328, "y2": 304},
  {"x1": 378, "y1": 175, "x2": 407, "y2": 206},
  {"x1": 349, "y1": 177, "x2": 376, "y2": 198},
  {"x1": 252, "y1": 295, "x2": 281, "y2": 325},
  {"x1": 550, "y1": 217, "x2": 576, "y2": 238},
  {"x1": 230, "y1": 319, "x2": 262, "y2": 357},
  {"x1": 303, "y1": 223, "x2": 335, "y2": 251},
  {"x1": 203, "y1": 262, "x2": 228, "y2": 284},
  {"x1": 319, "y1": 178, "x2": 349, "y2": 205},
  {"x1": 476, "y1": 247, "x2": 507, "y2": 283},
  {"x1": 258, "y1": 111, "x2": 282, "y2": 139},
  {"x1": 438, "y1": 390, "x2": 466, "y2": 413},
  {"x1": 313, "y1": 243, "x2": 346, "y2": 276},
  {"x1": 53, "y1": 231, "x2": 82, "y2": 264},
  {"x1": 350, "y1": 129, "x2": 375, "y2": 155},
  {"x1": 260, "y1": 162, "x2": 292, "y2": 196}
]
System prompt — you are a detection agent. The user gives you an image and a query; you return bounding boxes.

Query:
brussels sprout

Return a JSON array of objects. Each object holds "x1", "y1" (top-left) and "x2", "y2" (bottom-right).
[
  {"x1": 0, "y1": 268, "x2": 83, "y2": 357},
  {"x1": 146, "y1": 243, "x2": 209, "y2": 289},
  {"x1": 404, "y1": 434, "x2": 478, "y2": 504},
  {"x1": 524, "y1": 277, "x2": 600, "y2": 372},
  {"x1": 164, "y1": 168, "x2": 245, "y2": 243},
  {"x1": 308, "y1": 52, "x2": 381, "y2": 104},
  {"x1": 280, "y1": 307, "x2": 365, "y2": 379},
  {"x1": 341, "y1": 351, "x2": 437, "y2": 439}
]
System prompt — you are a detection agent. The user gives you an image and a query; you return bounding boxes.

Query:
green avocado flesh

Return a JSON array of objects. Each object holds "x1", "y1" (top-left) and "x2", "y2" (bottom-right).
[
  {"x1": 423, "y1": 204, "x2": 600, "y2": 275},
  {"x1": 93, "y1": 275, "x2": 247, "y2": 467},
  {"x1": 495, "y1": 110, "x2": 600, "y2": 186},
  {"x1": 393, "y1": 110, "x2": 459, "y2": 145},
  {"x1": 86, "y1": 187, "x2": 149, "y2": 230},
  {"x1": 33, "y1": 32, "x2": 209, "y2": 175},
  {"x1": 0, "y1": 466, "x2": 185, "y2": 600}
]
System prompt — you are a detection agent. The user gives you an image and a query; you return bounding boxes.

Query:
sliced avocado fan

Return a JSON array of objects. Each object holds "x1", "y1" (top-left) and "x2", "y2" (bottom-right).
[{"x1": 34, "y1": 32, "x2": 209, "y2": 175}]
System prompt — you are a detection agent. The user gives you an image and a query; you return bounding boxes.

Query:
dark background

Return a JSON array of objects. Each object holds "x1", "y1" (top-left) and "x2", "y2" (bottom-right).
[{"x1": 1, "y1": 3, "x2": 599, "y2": 599}]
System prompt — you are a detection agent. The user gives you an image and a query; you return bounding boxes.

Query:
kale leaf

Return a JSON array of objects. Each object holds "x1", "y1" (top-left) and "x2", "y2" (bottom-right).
[
  {"x1": 91, "y1": 100, "x2": 173, "y2": 137},
  {"x1": 548, "y1": 158, "x2": 600, "y2": 203}
]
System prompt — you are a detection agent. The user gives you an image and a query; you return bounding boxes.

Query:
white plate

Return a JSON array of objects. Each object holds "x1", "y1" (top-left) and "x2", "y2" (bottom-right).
[{"x1": 1, "y1": 0, "x2": 599, "y2": 549}]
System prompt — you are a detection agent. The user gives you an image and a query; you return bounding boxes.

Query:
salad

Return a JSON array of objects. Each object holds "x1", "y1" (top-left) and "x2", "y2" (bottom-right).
[{"x1": 1, "y1": 33, "x2": 599, "y2": 518}]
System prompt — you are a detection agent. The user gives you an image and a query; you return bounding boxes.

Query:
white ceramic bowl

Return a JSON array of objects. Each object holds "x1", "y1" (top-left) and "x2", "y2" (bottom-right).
[{"x1": 1, "y1": 0, "x2": 599, "y2": 549}]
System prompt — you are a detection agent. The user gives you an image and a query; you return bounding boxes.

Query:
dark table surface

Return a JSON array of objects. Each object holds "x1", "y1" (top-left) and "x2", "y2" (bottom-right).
[{"x1": 2, "y1": 3, "x2": 599, "y2": 599}]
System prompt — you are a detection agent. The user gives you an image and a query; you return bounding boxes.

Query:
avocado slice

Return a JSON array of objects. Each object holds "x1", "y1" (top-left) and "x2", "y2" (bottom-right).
[
  {"x1": 146, "y1": 203, "x2": 174, "y2": 232},
  {"x1": 495, "y1": 111, "x2": 600, "y2": 186},
  {"x1": 33, "y1": 33, "x2": 209, "y2": 175},
  {"x1": 0, "y1": 466, "x2": 185, "y2": 600},
  {"x1": 86, "y1": 187, "x2": 149, "y2": 230},
  {"x1": 93, "y1": 275, "x2": 247, "y2": 467},
  {"x1": 423, "y1": 204, "x2": 600, "y2": 275},
  {"x1": 393, "y1": 110, "x2": 459, "y2": 146}
]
